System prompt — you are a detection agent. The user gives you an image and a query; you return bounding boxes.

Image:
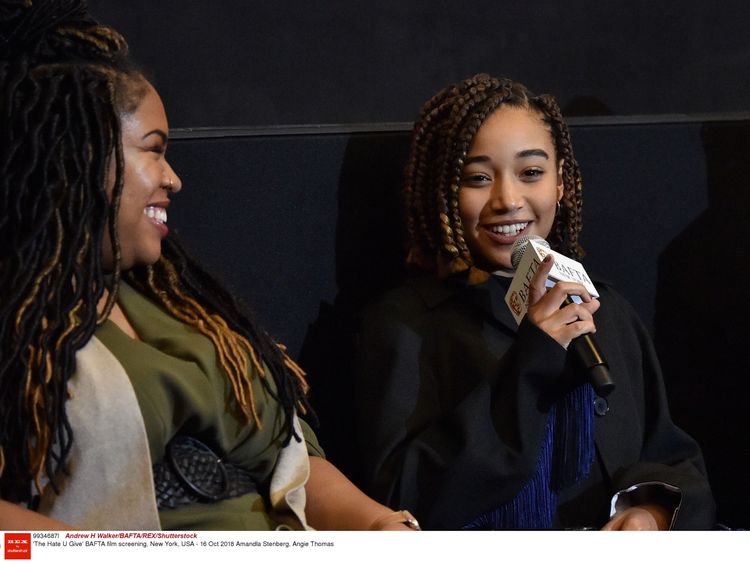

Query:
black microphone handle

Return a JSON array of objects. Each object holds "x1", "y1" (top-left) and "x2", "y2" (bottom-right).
[
  {"x1": 564, "y1": 297, "x2": 615, "y2": 397},
  {"x1": 569, "y1": 334, "x2": 615, "y2": 397}
]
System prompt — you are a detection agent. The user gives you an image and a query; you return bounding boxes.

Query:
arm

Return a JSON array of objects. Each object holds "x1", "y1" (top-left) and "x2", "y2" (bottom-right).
[
  {"x1": 354, "y1": 277, "x2": 576, "y2": 529},
  {"x1": 593, "y1": 285, "x2": 716, "y2": 530},
  {"x1": 527, "y1": 264, "x2": 712, "y2": 531},
  {"x1": 529, "y1": 267, "x2": 713, "y2": 530},
  {"x1": 531, "y1": 264, "x2": 680, "y2": 531},
  {"x1": 0, "y1": 500, "x2": 75, "y2": 530},
  {"x1": 304, "y1": 457, "x2": 415, "y2": 531}
]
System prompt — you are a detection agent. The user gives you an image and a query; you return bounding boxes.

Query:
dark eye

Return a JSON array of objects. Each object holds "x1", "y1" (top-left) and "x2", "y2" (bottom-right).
[
  {"x1": 148, "y1": 145, "x2": 165, "y2": 155},
  {"x1": 461, "y1": 172, "x2": 491, "y2": 187},
  {"x1": 521, "y1": 168, "x2": 544, "y2": 180}
]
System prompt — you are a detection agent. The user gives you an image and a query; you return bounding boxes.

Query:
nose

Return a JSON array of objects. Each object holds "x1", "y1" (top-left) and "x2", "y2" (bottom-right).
[
  {"x1": 163, "y1": 160, "x2": 183, "y2": 194},
  {"x1": 488, "y1": 175, "x2": 522, "y2": 212}
]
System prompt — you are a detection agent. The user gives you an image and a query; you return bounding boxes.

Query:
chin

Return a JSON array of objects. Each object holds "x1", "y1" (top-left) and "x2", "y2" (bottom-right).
[
  {"x1": 477, "y1": 254, "x2": 512, "y2": 273},
  {"x1": 141, "y1": 253, "x2": 163, "y2": 267},
  {"x1": 120, "y1": 250, "x2": 162, "y2": 271}
]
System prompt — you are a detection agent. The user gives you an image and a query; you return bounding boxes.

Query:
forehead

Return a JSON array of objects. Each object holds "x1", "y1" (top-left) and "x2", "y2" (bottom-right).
[
  {"x1": 469, "y1": 105, "x2": 554, "y2": 153},
  {"x1": 120, "y1": 83, "x2": 168, "y2": 137}
]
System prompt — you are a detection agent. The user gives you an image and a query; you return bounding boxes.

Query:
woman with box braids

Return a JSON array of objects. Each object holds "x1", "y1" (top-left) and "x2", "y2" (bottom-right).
[
  {"x1": 0, "y1": 0, "x2": 416, "y2": 532},
  {"x1": 404, "y1": 74, "x2": 583, "y2": 276},
  {"x1": 354, "y1": 73, "x2": 714, "y2": 530}
]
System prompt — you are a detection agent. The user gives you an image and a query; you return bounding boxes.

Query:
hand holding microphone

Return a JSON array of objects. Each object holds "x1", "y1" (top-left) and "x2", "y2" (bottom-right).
[
  {"x1": 506, "y1": 235, "x2": 615, "y2": 397},
  {"x1": 525, "y1": 254, "x2": 600, "y2": 347}
]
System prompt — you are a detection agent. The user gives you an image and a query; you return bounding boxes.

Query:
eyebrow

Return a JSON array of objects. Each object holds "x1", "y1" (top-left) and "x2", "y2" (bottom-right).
[
  {"x1": 464, "y1": 155, "x2": 490, "y2": 165},
  {"x1": 142, "y1": 129, "x2": 168, "y2": 143},
  {"x1": 517, "y1": 148, "x2": 549, "y2": 159},
  {"x1": 464, "y1": 149, "x2": 550, "y2": 165}
]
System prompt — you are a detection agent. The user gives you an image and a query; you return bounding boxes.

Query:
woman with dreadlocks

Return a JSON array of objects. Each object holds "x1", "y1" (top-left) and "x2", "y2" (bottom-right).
[
  {"x1": 0, "y1": 0, "x2": 418, "y2": 531},
  {"x1": 353, "y1": 74, "x2": 715, "y2": 530}
]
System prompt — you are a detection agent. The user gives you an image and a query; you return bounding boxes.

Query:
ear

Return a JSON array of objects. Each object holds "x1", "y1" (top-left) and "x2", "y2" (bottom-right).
[{"x1": 556, "y1": 158, "x2": 565, "y2": 202}]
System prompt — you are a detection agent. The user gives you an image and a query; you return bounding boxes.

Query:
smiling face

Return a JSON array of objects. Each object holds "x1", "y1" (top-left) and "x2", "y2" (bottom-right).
[
  {"x1": 458, "y1": 104, "x2": 563, "y2": 273},
  {"x1": 103, "y1": 81, "x2": 182, "y2": 271}
]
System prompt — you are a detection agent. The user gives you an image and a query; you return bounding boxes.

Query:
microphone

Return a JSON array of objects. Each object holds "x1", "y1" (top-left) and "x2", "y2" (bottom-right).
[{"x1": 507, "y1": 235, "x2": 615, "y2": 397}]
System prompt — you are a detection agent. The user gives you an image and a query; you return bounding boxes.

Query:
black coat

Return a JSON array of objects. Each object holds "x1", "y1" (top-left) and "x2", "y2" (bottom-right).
[{"x1": 354, "y1": 274, "x2": 715, "y2": 530}]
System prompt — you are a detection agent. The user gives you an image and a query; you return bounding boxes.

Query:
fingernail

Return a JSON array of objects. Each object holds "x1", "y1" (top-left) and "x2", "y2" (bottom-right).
[{"x1": 543, "y1": 255, "x2": 552, "y2": 263}]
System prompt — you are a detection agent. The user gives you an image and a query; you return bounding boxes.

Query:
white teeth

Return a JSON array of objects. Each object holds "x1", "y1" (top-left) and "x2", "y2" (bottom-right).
[
  {"x1": 144, "y1": 206, "x2": 167, "y2": 224},
  {"x1": 490, "y1": 222, "x2": 527, "y2": 236}
]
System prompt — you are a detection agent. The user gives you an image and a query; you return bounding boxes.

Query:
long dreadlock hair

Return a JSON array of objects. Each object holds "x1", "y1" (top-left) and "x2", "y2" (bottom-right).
[
  {"x1": 124, "y1": 238, "x2": 312, "y2": 443},
  {"x1": 0, "y1": 0, "x2": 311, "y2": 506},
  {"x1": 403, "y1": 73, "x2": 584, "y2": 276}
]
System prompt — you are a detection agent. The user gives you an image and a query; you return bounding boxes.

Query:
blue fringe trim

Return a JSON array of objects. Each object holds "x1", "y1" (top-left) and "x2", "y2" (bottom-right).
[{"x1": 463, "y1": 384, "x2": 596, "y2": 530}]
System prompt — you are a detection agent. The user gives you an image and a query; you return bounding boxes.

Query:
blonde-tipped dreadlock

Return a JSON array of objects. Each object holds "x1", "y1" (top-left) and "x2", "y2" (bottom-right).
[
  {"x1": 404, "y1": 74, "x2": 584, "y2": 276},
  {"x1": 138, "y1": 253, "x2": 310, "y2": 429},
  {"x1": 125, "y1": 235, "x2": 312, "y2": 448},
  {"x1": 0, "y1": 0, "x2": 133, "y2": 503}
]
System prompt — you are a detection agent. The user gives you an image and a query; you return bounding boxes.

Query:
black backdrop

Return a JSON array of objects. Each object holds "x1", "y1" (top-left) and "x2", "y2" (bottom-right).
[
  {"x1": 83, "y1": 0, "x2": 749, "y2": 528},
  {"x1": 88, "y1": 1, "x2": 750, "y2": 127}
]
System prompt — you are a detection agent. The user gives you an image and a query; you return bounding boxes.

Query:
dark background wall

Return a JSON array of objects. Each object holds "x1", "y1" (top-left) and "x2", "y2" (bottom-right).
[
  {"x1": 86, "y1": 1, "x2": 749, "y2": 528},
  {"x1": 164, "y1": 120, "x2": 713, "y2": 360},
  {"x1": 163, "y1": 119, "x2": 747, "y2": 529},
  {"x1": 89, "y1": 1, "x2": 750, "y2": 127}
]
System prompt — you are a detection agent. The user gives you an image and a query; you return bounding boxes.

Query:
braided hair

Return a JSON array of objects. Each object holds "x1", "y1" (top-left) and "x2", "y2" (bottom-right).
[
  {"x1": 0, "y1": 0, "x2": 311, "y2": 506},
  {"x1": 403, "y1": 73, "x2": 584, "y2": 276}
]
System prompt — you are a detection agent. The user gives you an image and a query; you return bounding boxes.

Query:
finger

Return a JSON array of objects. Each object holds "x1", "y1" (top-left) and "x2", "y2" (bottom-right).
[
  {"x1": 560, "y1": 302, "x2": 594, "y2": 325},
  {"x1": 563, "y1": 306, "x2": 599, "y2": 337},
  {"x1": 601, "y1": 509, "x2": 659, "y2": 532},
  {"x1": 531, "y1": 292, "x2": 600, "y2": 327},
  {"x1": 583, "y1": 298, "x2": 601, "y2": 315},
  {"x1": 622, "y1": 509, "x2": 659, "y2": 531},
  {"x1": 546, "y1": 281, "x2": 594, "y2": 303},
  {"x1": 600, "y1": 515, "x2": 621, "y2": 531},
  {"x1": 561, "y1": 318, "x2": 598, "y2": 344},
  {"x1": 530, "y1": 310, "x2": 597, "y2": 349},
  {"x1": 527, "y1": 255, "x2": 555, "y2": 306},
  {"x1": 621, "y1": 516, "x2": 650, "y2": 531}
]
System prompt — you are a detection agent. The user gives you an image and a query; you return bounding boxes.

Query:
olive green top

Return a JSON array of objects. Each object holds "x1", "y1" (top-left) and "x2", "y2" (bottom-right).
[{"x1": 95, "y1": 281, "x2": 323, "y2": 530}]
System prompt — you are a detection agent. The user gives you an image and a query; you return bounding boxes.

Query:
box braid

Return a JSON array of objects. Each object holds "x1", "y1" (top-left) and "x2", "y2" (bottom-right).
[{"x1": 404, "y1": 73, "x2": 584, "y2": 277}]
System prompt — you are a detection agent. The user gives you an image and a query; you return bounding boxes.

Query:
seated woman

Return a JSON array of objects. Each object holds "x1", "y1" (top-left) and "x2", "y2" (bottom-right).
[
  {"x1": 0, "y1": 0, "x2": 416, "y2": 532},
  {"x1": 353, "y1": 73, "x2": 715, "y2": 530}
]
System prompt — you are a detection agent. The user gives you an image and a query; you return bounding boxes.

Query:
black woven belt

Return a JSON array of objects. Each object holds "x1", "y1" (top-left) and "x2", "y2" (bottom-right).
[{"x1": 153, "y1": 436, "x2": 258, "y2": 510}]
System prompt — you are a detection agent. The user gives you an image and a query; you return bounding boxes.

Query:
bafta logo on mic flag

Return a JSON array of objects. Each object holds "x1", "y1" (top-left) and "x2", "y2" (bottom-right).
[{"x1": 505, "y1": 238, "x2": 598, "y2": 324}]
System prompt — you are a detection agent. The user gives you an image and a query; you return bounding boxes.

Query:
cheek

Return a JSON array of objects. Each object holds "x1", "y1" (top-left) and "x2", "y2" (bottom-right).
[
  {"x1": 116, "y1": 170, "x2": 149, "y2": 227},
  {"x1": 533, "y1": 194, "x2": 560, "y2": 236},
  {"x1": 121, "y1": 164, "x2": 155, "y2": 208},
  {"x1": 541, "y1": 197, "x2": 557, "y2": 217},
  {"x1": 458, "y1": 190, "x2": 482, "y2": 227}
]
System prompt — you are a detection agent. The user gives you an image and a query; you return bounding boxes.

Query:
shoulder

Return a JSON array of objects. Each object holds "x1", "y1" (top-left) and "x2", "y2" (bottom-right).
[
  {"x1": 592, "y1": 280, "x2": 641, "y2": 320},
  {"x1": 76, "y1": 335, "x2": 127, "y2": 375},
  {"x1": 357, "y1": 275, "x2": 465, "y2": 350},
  {"x1": 362, "y1": 275, "x2": 454, "y2": 320},
  {"x1": 591, "y1": 279, "x2": 652, "y2": 347}
]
